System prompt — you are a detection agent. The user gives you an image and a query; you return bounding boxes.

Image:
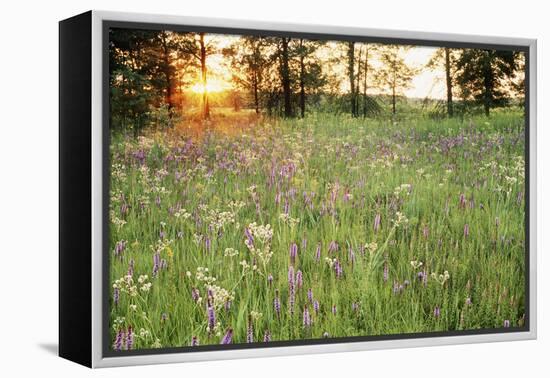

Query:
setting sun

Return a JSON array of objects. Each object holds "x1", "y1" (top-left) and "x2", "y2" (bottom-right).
[{"x1": 191, "y1": 80, "x2": 228, "y2": 94}]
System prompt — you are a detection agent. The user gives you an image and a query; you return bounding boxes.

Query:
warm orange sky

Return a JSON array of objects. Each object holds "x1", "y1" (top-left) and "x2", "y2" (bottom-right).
[{"x1": 197, "y1": 34, "x2": 447, "y2": 99}]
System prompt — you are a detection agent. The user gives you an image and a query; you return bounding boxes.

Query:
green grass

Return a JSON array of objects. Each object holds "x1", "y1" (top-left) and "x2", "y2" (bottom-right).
[{"x1": 108, "y1": 110, "x2": 526, "y2": 350}]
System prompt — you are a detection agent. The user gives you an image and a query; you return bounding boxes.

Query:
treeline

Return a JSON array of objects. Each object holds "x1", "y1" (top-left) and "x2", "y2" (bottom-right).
[
  {"x1": 427, "y1": 47, "x2": 525, "y2": 117},
  {"x1": 109, "y1": 28, "x2": 525, "y2": 133}
]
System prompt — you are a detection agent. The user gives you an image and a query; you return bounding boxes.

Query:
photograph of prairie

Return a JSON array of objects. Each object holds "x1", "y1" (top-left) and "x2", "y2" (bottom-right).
[{"x1": 108, "y1": 27, "x2": 527, "y2": 351}]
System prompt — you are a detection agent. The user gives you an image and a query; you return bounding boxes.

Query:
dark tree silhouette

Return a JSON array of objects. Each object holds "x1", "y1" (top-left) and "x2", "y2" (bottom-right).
[{"x1": 455, "y1": 49, "x2": 520, "y2": 116}]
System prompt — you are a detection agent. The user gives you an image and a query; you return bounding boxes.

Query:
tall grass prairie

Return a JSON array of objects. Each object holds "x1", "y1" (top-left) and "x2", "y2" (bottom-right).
[{"x1": 109, "y1": 111, "x2": 526, "y2": 350}]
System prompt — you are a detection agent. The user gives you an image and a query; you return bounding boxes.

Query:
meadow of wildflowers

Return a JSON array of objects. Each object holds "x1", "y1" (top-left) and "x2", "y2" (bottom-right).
[{"x1": 109, "y1": 111, "x2": 526, "y2": 351}]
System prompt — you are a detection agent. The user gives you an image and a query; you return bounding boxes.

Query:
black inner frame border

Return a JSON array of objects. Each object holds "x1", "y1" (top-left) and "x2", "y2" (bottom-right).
[{"x1": 101, "y1": 19, "x2": 531, "y2": 358}]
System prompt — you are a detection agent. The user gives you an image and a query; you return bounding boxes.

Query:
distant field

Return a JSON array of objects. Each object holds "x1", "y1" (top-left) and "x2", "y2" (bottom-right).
[{"x1": 109, "y1": 111, "x2": 526, "y2": 350}]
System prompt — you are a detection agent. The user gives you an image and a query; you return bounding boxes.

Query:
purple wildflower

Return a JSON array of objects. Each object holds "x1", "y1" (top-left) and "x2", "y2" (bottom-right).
[
  {"x1": 288, "y1": 266, "x2": 295, "y2": 287},
  {"x1": 114, "y1": 329, "x2": 124, "y2": 351},
  {"x1": 205, "y1": 237, "x2": 211, "y2": 252},
  {"x1": 267, "y1": 273, "x2": 273, "y2": 286},
  {"x1": 263, "y1": 330, "x2": 271, "y2": 342},
  {"x1": 159, "y1": 230, "x2": 165, "y2": 240},
  {"x1": 383, "y1": 262, "x2": 389, "y2": 283},
  {"x1": 334, "y1": 259, "x2": 343, "y2": 278},
  {"x1": 289, "y1": 281, "x2": 296, "y2": 315},
  {"x1": 464, "y1": 223, "x2": 470, "y2": 237},
  {"x1": 191, "y1": 336, "x2": 199, "y2": 346},
  {"x1": 114, "y1": 240, "x2": 126, "y2": 259},
  {"x1": 289, "y1": 290, "x2": 295, "y2": 315},
  {"x1": 225, "y1": 300, "x2": 231, "y2": 312},
  {"x1": 393, "y1": 281, "x2": 404, "y2": 294},
  {"x1": 207, "y1": 299, "x2": 216, "y2": 333},
  {"x1": 434, "y1": 306, "x2": 441, "y2": 319},
  {"x1": 303, "y1": 191, "x2": 315, "y2": 210},
  {"x1": 290, "y1": 242, "x2": 298, "y2": 264},
  {"x1": 313, "y1": 300, "x2": 320, "y2": 314},
  {"x1": 191, "y1": 287, "x2": 200, "y2": 302},
  {"x1": 284, "y1": 200, "x2": 290, "y2": 215},
  {"x1": 296, "y1": 270, "x2": 303, "y2": 289},
  {"x1": 315, "y1": 243, "x2": 321, "y2": 262},
  {"x1": 245, "y1": 227, "x2": 254, "y2": 247},
  {"x1": 307, "y1": 288, "x2": 314, "y2": 303},
  {"x1": 126, "y1": 327, "x2": 133, "y2": 350},
  {"x1": 152, "y1": 251, "x2": 160, "y2": 277},
  {"x1": 274, "y1": 290, "x2": 281, "y2": 318},
  {"x1": 220, "y1": 329, "x2": 233, "y2": 344},
  {"x1": 153, "y1": 251, "x2": 160, "y2": 266},
  {"x1": 331, "y1": 305, "x2": 337, "y2": 315},
  {"x1": 133, "y1": 149, "x2": 146, "y2": 165},
  {"x1": 303, "y1": 306, "x2": 311, "y2": 327}
]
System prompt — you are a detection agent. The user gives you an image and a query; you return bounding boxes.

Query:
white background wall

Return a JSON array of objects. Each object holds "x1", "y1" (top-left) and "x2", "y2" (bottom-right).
[{"x1": 0, "y1": 0, "x2": 546, "y2": 376}]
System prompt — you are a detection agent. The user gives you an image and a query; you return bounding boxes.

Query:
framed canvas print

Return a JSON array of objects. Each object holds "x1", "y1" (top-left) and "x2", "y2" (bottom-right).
[{"x1": 59, "y1": 10, "x2": 537, "y2": 368}]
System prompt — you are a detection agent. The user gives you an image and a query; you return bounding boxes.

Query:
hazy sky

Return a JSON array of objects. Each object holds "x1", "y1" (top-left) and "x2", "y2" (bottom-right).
[
  {"x1": 200, "y1": 34, "x2": 447, "y2": 100},
  {"x1": 406, "y1": 46, "x2": 446, "y2": 99}
]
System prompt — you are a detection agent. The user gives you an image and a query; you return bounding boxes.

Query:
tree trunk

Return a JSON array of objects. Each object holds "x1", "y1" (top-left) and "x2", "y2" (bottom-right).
[
  {"x1": 444, "y1": 48, "x2": 453, "y2": 117},
  {"x1": 348, "y1": 42, "x2": 356, "y2": 117},
  {"x1": 355, "y1": 46, "x2": 363, "y2": 117},
  {"x1": 199, "y1": 33, "x2": 210, "y2": 119},
  {"x1": 363, "y1": 48, "x2": 369, "y2": 117},
  {"x1": 392, "y1": 79, "x2": 396, "y2": 116},
  {"x1": 160, "y1": 33, "x2": 173, "y2": 113},
  {"x1": 253, "y1": 72, "x2": 259, "y2": 114},
  {"x1": 299, "y1": 39, "x2": 306, "y2": 118},
  {"x1": 281, "y1": 38, "x2": 292, "y2": 118},
  {"x1": 482, "y1": 53, "x2": 492, "y2": 117},
  {"x1": 482, "y1": 50, "x2": 495, "y2": 117},
  {"x1": 483, "y1": 87, "x2": 491, "y2": 117}
]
